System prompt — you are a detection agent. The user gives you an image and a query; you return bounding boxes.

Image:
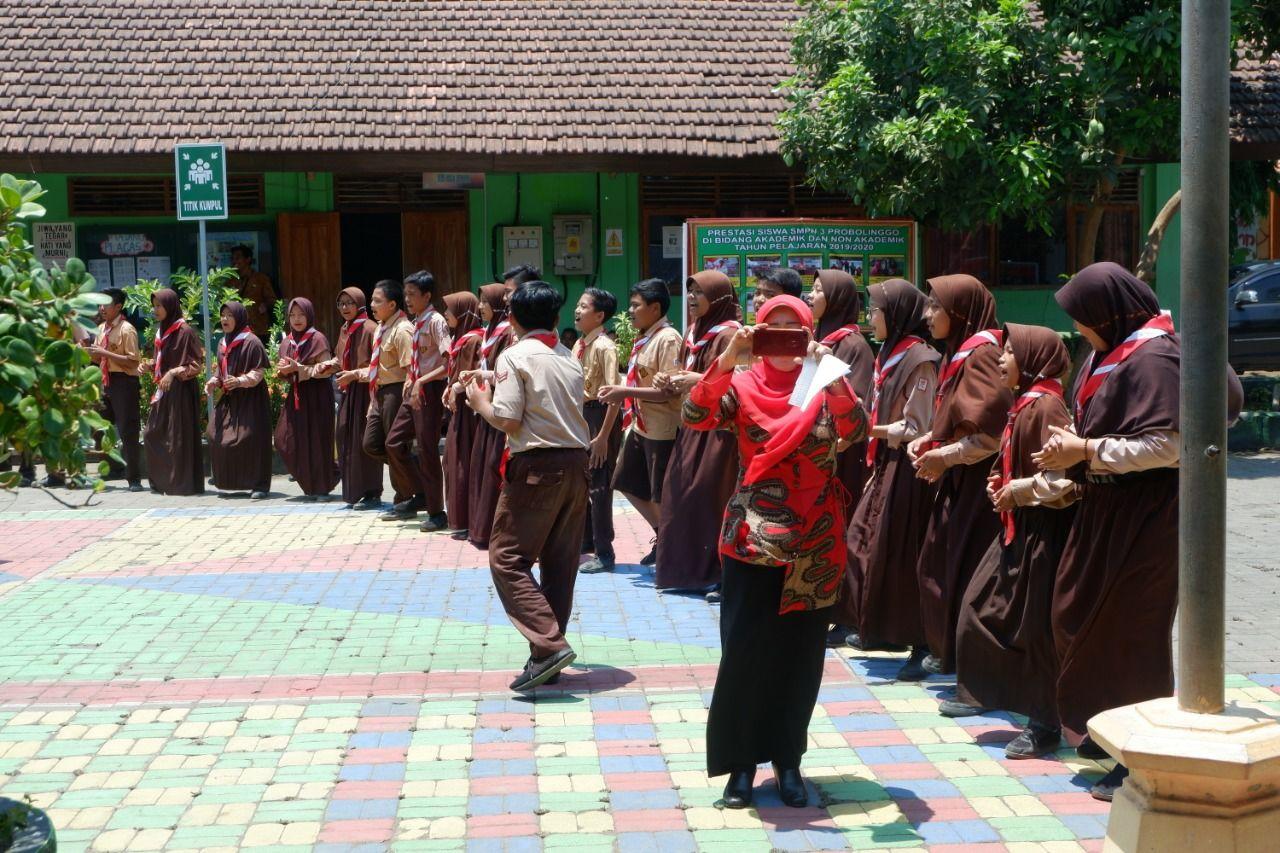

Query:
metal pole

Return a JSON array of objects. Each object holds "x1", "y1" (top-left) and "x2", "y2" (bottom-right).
[
  {"x1": 1178, "y1": 0, "x2": 1230, "y2": 714},
  {"x1": 199, "y1": 218, "x2": 214, "y2": 424}
]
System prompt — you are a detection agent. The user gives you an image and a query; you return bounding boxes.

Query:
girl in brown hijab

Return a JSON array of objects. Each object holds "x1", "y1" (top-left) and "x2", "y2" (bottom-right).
[
  {"x1": 466, "y1": 283, "x2": 515, "y2": 549},
  {"x1": 274, "y1": 297, "x2": 339, "y2": 499},
  {"x1": 143, "y1": 288, "x2": 205, "y2": 495},
  {"x1": 954, "y1": 323, "x2": 1076, "y2": 758},
  {"x1": 655, "y1": 270, "x2": 742, "y2": 596},
  {"x1": 322, "y1": 286, "x2": 383, "y2": 509},
  {"x1": 206, "y1": 301, "x2": 273, "y2": 498},
  {"x1": 909, "y1": 274, "x2": 1012, "y2": 684},
  {"x1": 835, "y1": 279, "x2": 940, "y2": 679},
  {"x1": 442, "y1": 291, "x2": 484, "y2": 534}
]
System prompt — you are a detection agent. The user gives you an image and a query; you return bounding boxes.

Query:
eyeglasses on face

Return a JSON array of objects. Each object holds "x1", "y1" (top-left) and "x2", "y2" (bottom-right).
[{"x1": 336, "y1": 299, "x2": 357, "y2": 307}]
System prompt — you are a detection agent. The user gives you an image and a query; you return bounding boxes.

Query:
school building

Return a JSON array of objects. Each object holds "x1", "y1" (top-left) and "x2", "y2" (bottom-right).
[{"x1": 4, "y1": 0, "x2": 1279, "y2": 337}]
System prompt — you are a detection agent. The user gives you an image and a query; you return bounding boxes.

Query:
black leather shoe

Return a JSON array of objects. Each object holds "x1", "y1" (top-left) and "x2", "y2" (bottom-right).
[
  {"x1": 845, "y1": 632, "x2": 909, "y2": 653},
  {"x1": 1005, "y1": 723, "x2": 1061, "y2": 759},
  {"x1": 826, "y1": 625, "x2": 850, "y2": 647},
  {"x1": 773, "y1": 764, "x2": 808, "y2": 808},
  {"x1": 722, "y1": 770, "x2": 754, "y2": 809},
  {"x1": 418, "y1": 513, "x2": 449, "y2": 533},
  {"x1": 381, "y1": 500, "x2": 418, "y2": 521},
  {"x1": 640, "y1": 546, "x2": 657, "y2": 566},
  {"x1": 938, "y1": 699, "x2": 986, "y2": 718},
  {"x1": 352, "y1": 496, "x2": 383, "y2": 511},
  {"x1": 896, "y1": 647, "x2": 929, "y2": 682},
  {"x1": 1076, "y1": 736, "x2": 1110, "y2": 760}
]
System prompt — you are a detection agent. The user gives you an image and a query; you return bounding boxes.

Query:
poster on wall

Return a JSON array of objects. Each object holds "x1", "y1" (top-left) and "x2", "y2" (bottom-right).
[
  {"x1": 136, "y1": 256, "x2": 172, "y2": 284},
  {"x1": 111, "y1": 257, "x2": 138, "y2": 289},
  {"x1": 686, "y1": 218, "x2": 915, "y2": 322},
  {"x1": 206, "y1": 232, "x2": 259, "y2": 269},
  {"x1": 33, "y1": 222, "x2": 77, "y2": 268},
  {"x1": 87, "y1": 259, "x2": 111, "y2": 290}
]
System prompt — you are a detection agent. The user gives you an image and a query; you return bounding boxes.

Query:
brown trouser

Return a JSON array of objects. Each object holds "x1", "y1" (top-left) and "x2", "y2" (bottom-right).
[
  {"x1": 362, "y1": 383, "x2": 415, "y2": 503},
  {"x1": 386, "y1": 380, "x2": 445, "y2": 514},
  {"x1": 103, "y1": 374, "x2": 142, "y2": 484},
  {"x1": 489, "y1": 447, "x2": 590, "y2": 658},
  {"x1": 582, "y1": 401, "x2": 621, "y2": 560}
]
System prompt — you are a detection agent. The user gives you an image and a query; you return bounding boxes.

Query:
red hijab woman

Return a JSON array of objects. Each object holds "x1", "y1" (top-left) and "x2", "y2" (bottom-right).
[
  {"x1": 274, "y1": 297, "x2": 339, "y2": 498},
  {"x1": 684, "y1": 294, "x2": 868, "y2": 811},
  {"x1": 143, "y1": 287, "x2": 206, "y2": 495}
]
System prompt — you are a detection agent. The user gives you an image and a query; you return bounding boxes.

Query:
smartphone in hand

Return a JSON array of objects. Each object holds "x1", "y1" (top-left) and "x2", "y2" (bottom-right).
[{"x1": 751, "y1": 328, "x2": 809, "y2": 358}]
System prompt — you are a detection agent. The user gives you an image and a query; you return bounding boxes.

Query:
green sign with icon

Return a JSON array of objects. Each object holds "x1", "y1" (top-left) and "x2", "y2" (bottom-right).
[{"x1": 174, "y1": 143, "x2": 228, "y2": 221}]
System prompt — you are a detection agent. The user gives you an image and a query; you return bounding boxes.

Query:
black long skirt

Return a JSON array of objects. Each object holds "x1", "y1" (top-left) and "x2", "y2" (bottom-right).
[
  {"x1": 656, "y1": 425, "x2": 737, "y2": 590},
  {"x1": 144, "y1": 378, "x2": 204, "y2": 496},
  {"x1": 467, "y1": 419, "x2": 506, "y2": 549},
  {"x1": 706, "y1": 556, "x2": 829, "y2": 777}
]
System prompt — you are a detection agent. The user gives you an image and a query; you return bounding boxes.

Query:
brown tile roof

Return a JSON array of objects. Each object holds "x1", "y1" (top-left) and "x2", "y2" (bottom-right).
[
  {"x1": 2, "y1": 0, "x2": 1278, "y2": 166},
  {"x1": 1233, "y1": 52, "x2": 1280, "y2": 156}
]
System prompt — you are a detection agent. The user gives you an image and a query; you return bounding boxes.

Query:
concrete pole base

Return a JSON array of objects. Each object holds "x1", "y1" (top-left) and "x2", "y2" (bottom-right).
[{"x1": 1088, "y1": 697, "x2": 1280, "y2": 852}]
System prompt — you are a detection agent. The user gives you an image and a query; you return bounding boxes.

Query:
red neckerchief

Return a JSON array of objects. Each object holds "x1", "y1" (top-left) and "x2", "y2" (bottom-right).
[
  {"x1": 284, "y1": 327, "x2": 317, "y2": 410},
  {"x1": 622, "y1": 320, "x2": 669, "y2": 432},
  {"x1": 409, "y1": 309, "x2": 439, "y2": 383},
  {"x1": 98, "y1": 316, "x2": 119, "y2": 388},
  {"x1": 150, "y1": 318, "x2": 187, "y2": 403},
  {"x1": 936, "y1": 329, "x2": 1003, "y2": 404},
  {"x1": 526, "y1": 331, "x2": 559, "y2": 349},
  {"x1": 367, "y1": 311, "x2": 404, "y2": 387},
  {"x1": 820, "y1": 324, "x2": 861, "y2": 346},
  {"x1": 479, "y1": 320, "x2": 511, "y2": 370},
  {"x1": 448, "y1": 328, "x2": 484, "y2": 376},
  {"x1": 864, "y1": 335, "x2": 924, "y2": 465},
  {"x1": 684, "y1": 321, "x2": 741, "y2": 369},
  {"x1": 997, "y1": 378, "x2": 1064, "y2": 545},
  {"x1": 340, "y1": 309, "x2": 368, "y2": 372},
  {"x1": 1075, "y1": 313, "x2": 1175, "y2": 422}
]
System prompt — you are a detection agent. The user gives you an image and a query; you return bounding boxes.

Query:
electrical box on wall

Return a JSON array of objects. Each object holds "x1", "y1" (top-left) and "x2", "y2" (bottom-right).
[
  {"x1": 501, "y1": 226, "x2": 543, "y2": 274},
  {"x1": 553, "y1": 215, "x2": 594, "y2": 276}
]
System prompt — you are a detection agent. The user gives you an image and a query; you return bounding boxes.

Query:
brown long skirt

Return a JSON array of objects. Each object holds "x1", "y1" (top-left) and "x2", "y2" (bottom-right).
[
  {"x1": 208, "y1": 384, "x2": 273, "y2": 493},
  {"x1": 337, "y1": 381, "x2": 383, "y2": 504},
  {"x1": 956, "y1": 505, "x2": 1075, "y2": 725},
  {"x1": 467, "y1": 418, "x2": 506, "y2": 549},
  {"x1": 655, "y1": 425, "x2": 738, "y2": 590},
  {"x1": 444, "y1": 392, "x2": 480, "y2": 531},
  {"x1": 144, "y1": 378, "x2": 204, "y2": 495},
  {"x1": 834, "y1": 442, "x2": 869, "y2": 516},
  {"x1": 836, "y1": 446, "x2": 933, "y2": 646},
  {"x1": 1053, "y1": 470, "x2": 1178, "y2": 741},
  {"x1": 275, "y1": 378, "x2": 339, "y2": 496},
  {"x1": 916, "y1": 460, "x2": 1001, "y2": 671}
]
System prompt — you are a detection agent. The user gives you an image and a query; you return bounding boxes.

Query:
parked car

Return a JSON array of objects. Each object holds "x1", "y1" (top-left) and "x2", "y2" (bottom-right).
[{"x1": 1229, "y1": 260, "x2": 1280, "y2": 372}]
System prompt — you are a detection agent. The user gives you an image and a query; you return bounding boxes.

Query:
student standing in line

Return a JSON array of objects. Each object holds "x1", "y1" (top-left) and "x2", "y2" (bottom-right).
[
  {"x1": 598, "y1": 279, "x2": 684, "y2": 567},
  {"x1": 86, "y1": 288, "x2": 144, "y2": 491},
  {"x1": 442, "y1": 291, "x2": 485, "y2": 536},
  {"x1": 751, "y1": 267, "x2": 804, "y2": 317},
  {"x1": 501, "y1": 264, "x2": 542, "y2": 305},
  {"x1": 380, "y1": 271, "x2": 451, "y2": 528},
  {"x1": 910, "y1": 274, "x2": 1011, "y2": 683},
  {"x1": 274, "y1": 297, "x2": 339, "y2": 500},
  {"x1": 835, "y1": 280, "x2": 941, "y2": 680},
  {"x1": 686, "y1": 295, "x2": 867, "y2": 810},
  {"x1": 652, "y1": 271, "x2": 741, "y2": 596},
  {"x1": 206, "y1": 301, "x2": 273, "y2": 499},
  {"x1": 143, "y1": 288, "x2": 205, "y2": 495},
  {"x1": 953, "y1": 324, "x2": 1076, "y2": 755},
  {"x1": 464, "y1": 280, "x2": 591, "y2": 692},
  {"x1": 324, "y1": 287, "x2": 383, "y2": 510},
  {"x1": 360, "y1": 280, "x2": 415, "y2": 505},
  {"x1": 467, "y1": 283, "x2": 516, "y2": 549},
  {"x1": 573, "y1": 287, "x2": 624, "y2": 575}
]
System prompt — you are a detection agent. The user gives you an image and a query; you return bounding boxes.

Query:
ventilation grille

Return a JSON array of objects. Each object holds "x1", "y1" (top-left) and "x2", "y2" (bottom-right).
[
  {"x1": 642, "y1": 174, "x2": 858, "y2": 215},
  {"x1": 68, "y1": 174, "x2": 264, "y2": 217},
  {"x1": 335, "y1": 175, "x2": 468, "y2": 211},
  {"x1": 1071, "y1": 169, "x2": 1142, "y2": 205}
]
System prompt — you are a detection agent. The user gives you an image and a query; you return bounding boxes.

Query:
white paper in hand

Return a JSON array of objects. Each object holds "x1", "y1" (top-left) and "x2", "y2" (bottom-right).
[{"x1": 788, "y1": 354, "x2": 850, "y2": 409}]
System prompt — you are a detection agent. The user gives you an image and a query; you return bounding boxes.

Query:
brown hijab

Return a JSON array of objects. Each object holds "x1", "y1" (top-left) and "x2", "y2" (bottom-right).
[
  {"x1": 152, "y1": 288, "x2": 184, "y2": 333},
  {"x1": 1001, "y1": 324, "x2": 1073, "y2": 482},
  {"x1": 338, "y1": 287, "x2": 375, "y2": 371},
  {"x1": 445, "y1": 291, "x2": 483, "y2": 339},
  {"x1": 479, "y1": 283, "x2": 509, "y2": 330},
  {"x1": 218, "y1": 301, "x2": 266, "y2": 376},
  {"x1": 870, "y1": 279, "x2": 940, "y2": 426},
  {"x1": 926, "y1": 274, "x2": 998, "y2": 355},
  {"x1": 285, "y1": 297, "x2": 329, "y2": 362},
  {"x1": 1004, "y1": 323, "x2": 1070, "y2": 393},
  {"x1": 1054, "y1": 261, "x2": 1160, "y2": 351},
  {"x1": 688, "y1": 270, "x2": 738, "y2": 339},
  {"x1": 815, "y1": 269, "x2": 862, "y2": 341}
]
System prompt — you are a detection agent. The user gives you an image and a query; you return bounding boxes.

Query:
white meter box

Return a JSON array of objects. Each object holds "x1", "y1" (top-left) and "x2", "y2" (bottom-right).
[
  {"x1": 553, "y1": 215, "x2": 594, "y2": 276},
  {"x1": 501, "y1": 226, "x2": 543, "y2": 273}
]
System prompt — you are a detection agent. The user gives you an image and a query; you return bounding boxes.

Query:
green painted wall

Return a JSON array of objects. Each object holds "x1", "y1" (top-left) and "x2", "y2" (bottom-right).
[
  {"x1": 990, "y1": 288, "x2": 1071, "y2": 331},
  {"x1": 1151, "y1": 162, "x2": 1183, "y2": 320}
]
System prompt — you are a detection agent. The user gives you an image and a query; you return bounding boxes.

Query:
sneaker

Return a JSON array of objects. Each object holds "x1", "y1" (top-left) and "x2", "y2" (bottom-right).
[
  {"x1": 845, "y1": 632, "x2": 909, "y2": 653},
  {"x1": 1005, "y1": 723, "x2": 1062, "y2": 759},
  {"x1": 128, "y1": 482, "x2": 145, "y2": 493},
  {"x1": 509, "y1": 648, "x2": 576, "y2": 692},
  {"x1": 937, "y1": 699, "x2": 986, "y2": 718},
  {"x1": 418, "y1": 513, "x2": 449, "y2": 533},
  {"x1": 896, "y1": 648, "x2": 929, "y2": 682},
  {"x1": 579, "y1": 555, "x2": 616, "y2": 574},
  {"x1": 639, "y1": 546, "x2": 657, "y2": 566},
  {"x1": 450, "y1": 529, "x2": 470, "y2": 541},
  {"x1": 1090, "y1": 764, "x2": 1129, "y2": 801},
  {"x1": 352, "y1": 496, "x2": 383, "y2": 511},
  {"x1": 922, "y1": 654, "x2": 950, "y2": 675},
  {"x1": 380, "y1": 500, "x2": 419, "y2": 521},
  {"x1": 705, "y1": 588, "x2": 722, "y2": 604},
  {"x1": 250, "y1": 490, "x2": 270, "y2": 501},
  {"x1": 826, "y1": 625, "x2": 851, "y2": 648}
]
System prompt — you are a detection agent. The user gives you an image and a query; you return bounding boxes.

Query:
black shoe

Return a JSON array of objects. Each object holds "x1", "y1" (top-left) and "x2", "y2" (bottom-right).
[
  {"x1": 418, "y1": 513, "x2": 449, "y2": 533},
  {"x1": 352, "y1": 496, "x2": 383, "y2": 511},
  {"x1": 640, "y1": 546, "x2": 657, "y2": 566},
  {"x1": 773, "y1": 764, "x2": 808, "y2": 808},
  {"x1": 896, "y1": 647, "x2": 929, "y2": 682},
  {"x1": 922, "y1": 654, "x2": 950, "y2": 675},
  {"x1": 298, "y1": 494, "x2": 319, "y2": 503},
  {"x1": 826, "y1": 625, "x2": 850, "y2": 647},
  {"x1": 579, "y1": 555, "x2": 616, "y2": 574},
  {"x1": 1076, "y1": 736, "x2": 1110, "y2": 761},
  {"x1": 1090, "y1": 764, "x2": 1129, "y2": 802},
  {"x1": 845, "y1": 632, "x2": 909, "y2": 653},
  {"x1": 722, "y1": 770, "x2": 754, "y2": 809},
  {"x1": 704, "y1": 588, "x2": 722, "y2": 604},
  {"x1": 509, "y1": 648, "x2": 576, "y2": 692},
  {"x1": 40, "y1": 474, "x2": 66, "y2": 488},
  {"x1": 450, "y1": 529, "x2": 470, "y2": 541},
  {"x1": 128, "y1": 482, "x2": 145, "y2": 493},
  {"x1": 1005, "y1": 723, "x2": 1062, "y2": 759},
  {"x1": 250, "y1": 490, "x2": 270, "y2": 501},
  {"x1": 938, "y1": 699, "x2": 986, "y2": 718},
  {"x1": 380, "y1": 500, "x2": 418, "y2": 521}
]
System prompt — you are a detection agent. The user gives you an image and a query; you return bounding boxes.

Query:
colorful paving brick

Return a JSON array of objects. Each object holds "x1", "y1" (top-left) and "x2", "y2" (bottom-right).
[{"x1": 1, "y1": 484, "x2": 1278, "y2": 852}]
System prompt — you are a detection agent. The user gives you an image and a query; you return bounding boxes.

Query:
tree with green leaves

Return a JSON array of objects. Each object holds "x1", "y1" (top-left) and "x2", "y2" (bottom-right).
[
  {"x1": 779, "y1": 0, "x2": 1280, "y2": 274},
  {"x1": 0, "y1": 175, "x2": 114, "y2": 490}
]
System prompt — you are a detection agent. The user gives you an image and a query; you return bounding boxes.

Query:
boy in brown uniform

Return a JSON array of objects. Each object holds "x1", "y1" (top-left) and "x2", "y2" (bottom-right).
[
  {"x1": 465, "y1": 280, "x2": 591, "y2": 692},
  {"x1": 598, "y1": 279, "x2": 683, "y2": 567},
  {"x1": 86, "y1": 289, "x2": 144, "y2": 490},
  {"x1": 360, "y1": 280, "x2": 416, "y2": 505},
  {"x1": 573, "y1": 288, "x2": 622, "y2": 573}
]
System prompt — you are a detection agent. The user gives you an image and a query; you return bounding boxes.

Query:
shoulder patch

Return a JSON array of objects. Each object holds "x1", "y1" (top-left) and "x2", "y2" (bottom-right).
[
  {"x1": 495, "y1": 369, "x2": 509, "y2": 383},
  {"x1": 917, "y1": 377, "x2": 928, "y2": 390}
]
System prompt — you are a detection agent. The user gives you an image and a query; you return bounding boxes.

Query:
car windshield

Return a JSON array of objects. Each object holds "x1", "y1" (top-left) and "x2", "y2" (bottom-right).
[{"x1": 1231, "y1": 260, "x2": 1280, "y2": 283}]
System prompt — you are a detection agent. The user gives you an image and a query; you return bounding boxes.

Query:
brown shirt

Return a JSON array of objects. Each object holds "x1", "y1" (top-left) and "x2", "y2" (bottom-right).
[
  {"x1": 632, "y1": 323, "x2": 684, "y2": 440},
  {"x1": 235, "y1": 271, "x2": 276, "y2": 332},
  {"x1": 574, "y1": 326, "x2": 620, "y2": 403},
  {"x1": 491, "y1": 332, "x2": 591, "y2": 454},
  {"x1": 360, "y1": 314, "x2": 414, "y2": 387},
  {"x1": 95, "y1": 316, "x2": 142, "y2": 376}
]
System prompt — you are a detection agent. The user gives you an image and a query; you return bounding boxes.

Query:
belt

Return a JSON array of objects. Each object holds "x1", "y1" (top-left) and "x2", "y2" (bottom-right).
[
  {"x1": 584, "y1": 399, "x2": 606, "y2": 410},
  {"x1": 1084, "y1": 467, "x2": 1177, "y2": 486}
]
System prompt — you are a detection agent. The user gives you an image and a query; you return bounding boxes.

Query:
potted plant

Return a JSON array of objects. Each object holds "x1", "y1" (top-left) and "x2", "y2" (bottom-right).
[{"x1": 0, "y1": 796, "x2": 55, "y2": 852}]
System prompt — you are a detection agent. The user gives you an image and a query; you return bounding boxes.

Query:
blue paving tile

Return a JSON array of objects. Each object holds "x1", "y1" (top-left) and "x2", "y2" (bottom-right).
[
  {"x1": 831, "y1": 713, "x2": 897, "y2": 732},
  {"x1": 599, "y1": 755, "x2": 667, "y2": 773},
  {"x1": 1021, "y1": 774, "x2": 1090, "y2": 794},
  {"x1": 855, "y1": 745, "x2": 927, "y2": 764},
  {"x1": 468, "y1": 793, "x2": 539, "y2": 816},
  {"x1": 609, "y1": 789, "x2": 681, "y2": 811},
  {"x1": 883, "y1": 779, "x2": 962, "y2": 799},
  {"x1": 593, "y1": 724, "x2": 657, "y2": 741},
  {"x1": 618, "y1": 832, "x2": 697, "y2": 853},
  {"x1": 1060, "y1": 813, "x2": 1109, "y2": 839}
]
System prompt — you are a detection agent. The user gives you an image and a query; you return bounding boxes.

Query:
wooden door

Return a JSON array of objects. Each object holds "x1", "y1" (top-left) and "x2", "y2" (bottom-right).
[
  {"x1": 278, "y1": 212, "x2": 343, "y2": 338},
  {"x1": 402, "y1": 210, "x2": 470, "y2": 306}
]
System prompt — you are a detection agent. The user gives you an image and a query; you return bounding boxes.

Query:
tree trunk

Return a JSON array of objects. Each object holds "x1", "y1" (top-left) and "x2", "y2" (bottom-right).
[
  {"x1": 1075, "y1": 153, "x2": 1127, "y2": 271},
  {"x1": 1134, "y1": 190, "x2": 1182, "y2": 284}
]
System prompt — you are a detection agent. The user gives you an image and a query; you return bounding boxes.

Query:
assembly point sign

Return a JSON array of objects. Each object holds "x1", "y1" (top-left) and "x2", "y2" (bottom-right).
[{"x1": 174, "y1": 143, "x2": 228, "y2": 221}]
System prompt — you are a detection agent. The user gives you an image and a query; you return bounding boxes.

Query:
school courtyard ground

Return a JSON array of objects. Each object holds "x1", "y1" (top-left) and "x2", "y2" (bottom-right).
[{"x1": 0, "y1": 455, "x2": 1277, "y2": 853}]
